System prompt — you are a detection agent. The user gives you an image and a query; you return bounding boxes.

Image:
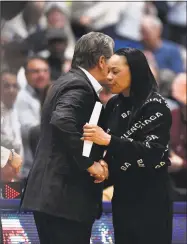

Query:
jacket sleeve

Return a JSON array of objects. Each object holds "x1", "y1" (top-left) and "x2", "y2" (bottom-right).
[
  {"x1": 106, "y1": 102, "x2": 172, "y2": 170},
  {"x1": 50, "y1": 85, "x2": 94, "y2": 171}
]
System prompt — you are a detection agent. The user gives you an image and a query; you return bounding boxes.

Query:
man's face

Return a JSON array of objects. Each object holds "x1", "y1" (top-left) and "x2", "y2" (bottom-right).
[
  {"x1": 48, "y1": 39, "x2": 67, "y2": 59},
  {"x1": 98, "y1": 49, "x2": 114, "y2": 85},
  {"x1": 141, "y1": 23, "x2": 158, "y2": 47},
  {"x1": 99, "y1": 58, "x2": 110, "y2": 84},
  {"x1": 25, "y1": 59, "x2": 50, "y2": 90},
  {"x1": 47, "y1": 10, "x2": 66, "y2": 28},
  {"x1": 1, "y1": 73, "x2": 19, "y2": 108}
]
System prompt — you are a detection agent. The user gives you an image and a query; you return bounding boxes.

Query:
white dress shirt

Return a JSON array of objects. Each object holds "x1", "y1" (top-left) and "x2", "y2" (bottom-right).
[
  {"x1": 15, "y1": 84, "x2": 41, "y2": 177},
  {"x1": 79, "y1": 67, "x2": 102, "y2": 96},
  {"x1": 1, "y1": 102, "x2": 23, "y2": 156}
]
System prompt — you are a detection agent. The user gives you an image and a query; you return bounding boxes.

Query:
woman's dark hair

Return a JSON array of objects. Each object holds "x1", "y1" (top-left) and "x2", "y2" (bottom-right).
[{"x1": 115, "y1": 48, "x2": 158, "y2": 126}]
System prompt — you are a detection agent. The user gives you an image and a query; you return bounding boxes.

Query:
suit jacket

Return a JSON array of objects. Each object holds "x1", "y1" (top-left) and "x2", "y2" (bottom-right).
[{"x1": 21, "y1": 68, "x2": 105, "y2": 223}]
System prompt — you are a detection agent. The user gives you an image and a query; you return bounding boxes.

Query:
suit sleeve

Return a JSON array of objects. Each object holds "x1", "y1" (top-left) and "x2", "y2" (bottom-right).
[
  {"x1": 50, "y1": 85, "x2": 94, "y2": 171},
  {"x1": 106, "y1": 102, "x2": 172, "y2": 170}
]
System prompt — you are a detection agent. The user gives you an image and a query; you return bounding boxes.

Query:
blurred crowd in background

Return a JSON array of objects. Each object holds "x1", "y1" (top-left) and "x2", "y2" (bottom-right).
[{"x1": 1, "y1": 1, "x2": 186, "y2": 201}]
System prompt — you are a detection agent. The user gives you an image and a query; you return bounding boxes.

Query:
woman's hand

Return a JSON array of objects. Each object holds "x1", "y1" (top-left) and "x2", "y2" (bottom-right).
[{"x1": 82, "y1": 124, "x2": 111, "y2": 146}]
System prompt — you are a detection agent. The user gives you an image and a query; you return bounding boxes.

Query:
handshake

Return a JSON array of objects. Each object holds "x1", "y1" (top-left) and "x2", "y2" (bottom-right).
[{"x1": 87, "y1": 160, "x2": 108, "y2": 183}]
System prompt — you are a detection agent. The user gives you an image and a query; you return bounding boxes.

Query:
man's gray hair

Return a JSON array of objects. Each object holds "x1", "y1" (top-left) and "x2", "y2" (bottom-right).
[{"x1": 71, "y1": 32, "x2": 114, "y2": 70}]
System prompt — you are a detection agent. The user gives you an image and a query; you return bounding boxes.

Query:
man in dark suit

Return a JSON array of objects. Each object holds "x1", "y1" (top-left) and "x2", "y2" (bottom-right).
[{"x1": 21, "y1": 32, "x2": 114, "y2": 244}]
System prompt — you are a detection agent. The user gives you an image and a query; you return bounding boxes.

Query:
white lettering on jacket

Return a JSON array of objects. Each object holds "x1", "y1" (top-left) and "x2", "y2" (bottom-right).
[
  {"x1": 121, "y1": 112, "x2": 163, "y2": 139},
  {"x1": 145, "y1": 98, "x2": 163, "y2": 104},
  {"x1": 155, "y1": 161, "x2": 166, "y2": 169},
  {"x1": 121, "y1": 110, "x2": 131, "y2": 119},
  {"x1": 143, "y1": 135, "x2": 159, "y2": 148},
  {"x1": 137, "y1": 159, "x2": 145, "y2": 167},
  {"x1": 145, "y1": 93, "x2": 170, "y2": 108},
  {"x1": 121, "y1": 162, "x2": 131, "y2": 171}
]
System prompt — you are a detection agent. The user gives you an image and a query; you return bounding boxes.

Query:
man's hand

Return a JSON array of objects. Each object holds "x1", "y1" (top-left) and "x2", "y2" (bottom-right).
[
  {"x1": 1, "y1": 163, "x2": 17, "y2": 181},
  {"x1": 94, "y1": 160, "x2": 109, "y2": 183},
  {"x1": 9, "y1": 151, "x2": 22, "y2": 173},
  {"x1": 87, "y1": 160, "x2": 109, "y2": 183}
]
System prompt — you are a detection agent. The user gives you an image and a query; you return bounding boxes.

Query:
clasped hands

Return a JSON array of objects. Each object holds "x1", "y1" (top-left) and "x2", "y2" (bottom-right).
[
  {"x1": 87, "y1": 160, "x2": 109, "y2": 183},
  {"x1": 81, "y1": 123, "x2": 111, "y2": 183}
]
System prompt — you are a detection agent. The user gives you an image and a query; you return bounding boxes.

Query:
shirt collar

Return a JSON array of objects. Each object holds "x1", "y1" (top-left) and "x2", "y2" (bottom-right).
[
  {"x1": 26, "y1": 84, "x2": 40, "y2": 99},
  {"x1": 79, "y1": 67, "x2": 102, "y2": 97},
  {"x1": 26, "y1": 84, "x2": 36, "y2": 95}
]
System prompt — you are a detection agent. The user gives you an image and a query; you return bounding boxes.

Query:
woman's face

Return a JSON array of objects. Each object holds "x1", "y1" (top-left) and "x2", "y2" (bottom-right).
[{"x1": 107, "y1": 54, "x2": 131, "y2": 94}]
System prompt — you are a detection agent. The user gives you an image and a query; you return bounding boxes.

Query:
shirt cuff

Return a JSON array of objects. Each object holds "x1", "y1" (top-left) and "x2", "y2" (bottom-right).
[{"x1": 1, "y1": 146, "x2": 10, "y2": 168}]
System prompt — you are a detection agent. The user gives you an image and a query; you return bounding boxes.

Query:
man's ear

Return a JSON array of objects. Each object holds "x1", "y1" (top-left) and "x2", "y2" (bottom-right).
[{"x1": 98, "y1": 56, "x2": 106, "y2": 70}]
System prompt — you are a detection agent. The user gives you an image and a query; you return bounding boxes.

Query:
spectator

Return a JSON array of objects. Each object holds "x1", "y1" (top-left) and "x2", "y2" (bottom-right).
[
  {"x1": 46, "y1": 28, "x2": 68, "y2": 81},
  {"x1": 15, "y1": 56, "x2": 50, "y2": 178},
  {"x1": 1, "y1": 71, "x2": 23, "y2": 156},
  {"x1": 140, "y1": 15, "x2": 184, "y2": 74},
  {"x1": 180, "y1": 47, "x2": 186, "y2": 72},
  {"x1": 45, "y1": 4, "x2": 75, "y2": 61},
  {"x1": 114, "y1": 2, "x2": 146, "y2": 49},
  {"x1": 167, "y1": 73, "x2": 187, "y2": 200},
  {"x1": 70, "y1": 1, "x2": 94, "y2": 38},
  {"x1": 171, "y1": 73, "x2": 187, "y2": 105},
  {"x1": 158, "y1": 69, "x2": 176, "y2": 97},
  {"x1": 167, "y1": 1, "x2": 186, "y2": 46},
  {"x1": 22, "y1": 4, "x2": 75, "y2": 68},
  {"x1": 1, "y1": 1, "x2": 46, "y2": 41},
  {"x1": 3, "y1": 40, "x2": 29, "y2": 74},
  {"x1": 71, "y1": 1, "x2": 124, "y2": 39},
  {"x1": 143, "y1": 50, "x2": 159, "y2": 82},
  {"x1": 1, "y1": 2, "x2": 45, "y2": 73},
  {"x1": 152, "y1": 1, "x2": 170, "y2": 38}
]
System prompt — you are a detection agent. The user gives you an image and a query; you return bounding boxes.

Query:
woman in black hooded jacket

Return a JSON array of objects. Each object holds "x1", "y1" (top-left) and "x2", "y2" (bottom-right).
[{"x1": 82, "y1": 48, "x2": 172, "y2": 244}]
